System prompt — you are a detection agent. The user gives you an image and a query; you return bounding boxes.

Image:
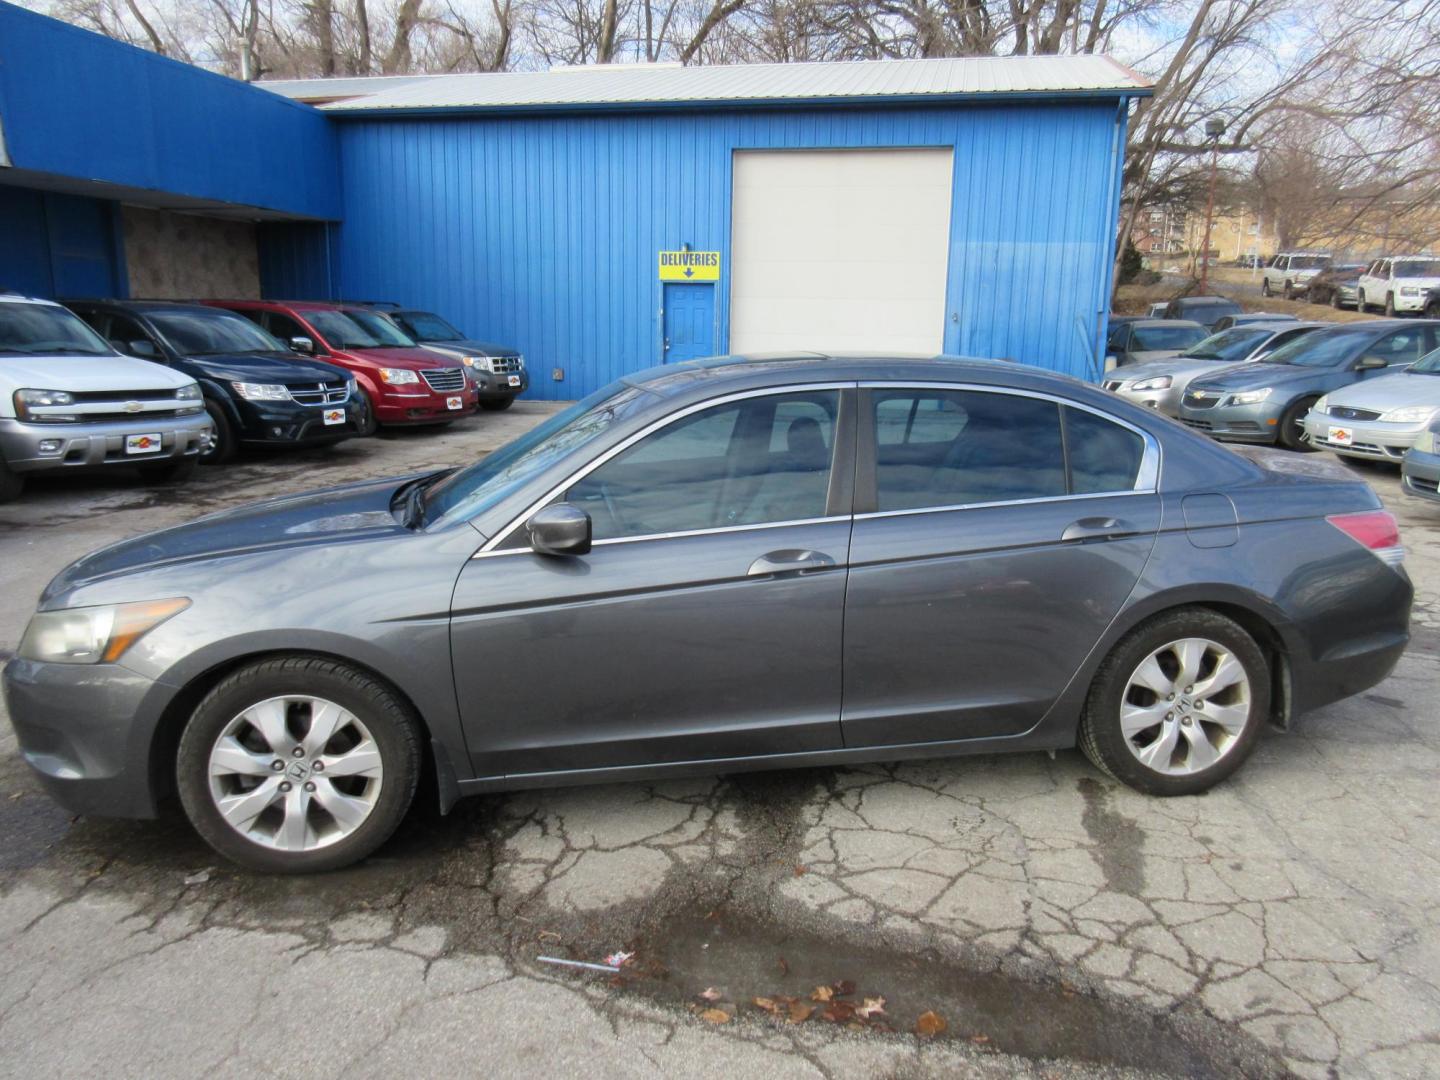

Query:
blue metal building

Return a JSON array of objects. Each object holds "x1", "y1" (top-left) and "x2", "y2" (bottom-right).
[{"x1": 0, "y1": 1, "x2": 1149, "y2": 398}]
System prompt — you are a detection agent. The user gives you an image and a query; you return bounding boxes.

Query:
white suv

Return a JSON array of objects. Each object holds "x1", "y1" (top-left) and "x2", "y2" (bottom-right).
[
  {"x1": 1261, "y1": 252, "x2": 1331, "y2": 299},
  {"x1": 1357, "y1": 256, "x2": 1440, "y2": 316},
  {"x1": 0, "y1": 294, "x2": 212, "y2": 502}
]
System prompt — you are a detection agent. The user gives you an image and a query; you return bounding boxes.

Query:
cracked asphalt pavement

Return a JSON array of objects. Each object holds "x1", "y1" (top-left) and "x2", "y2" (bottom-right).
[{"x1": 1, "y1": 407, "x2": 1438, "y2": 1079}]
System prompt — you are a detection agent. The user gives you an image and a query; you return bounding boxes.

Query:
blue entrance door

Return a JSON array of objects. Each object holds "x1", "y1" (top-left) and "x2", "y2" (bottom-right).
[{"x1": 663, "y1": 283, "x2": 715, "y2": 363}]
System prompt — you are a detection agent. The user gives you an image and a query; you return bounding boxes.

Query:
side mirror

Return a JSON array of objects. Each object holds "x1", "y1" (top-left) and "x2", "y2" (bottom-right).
[
  {"x1": 290, "y1": 336, "x2": 315, "y2": 355},
  {"x1": 528, "y1": 504, "x2": 591, "y2": 557},
  {"x1": 126, "y1": 339, "x2": 159, "y2": 358},
  {"x1": 1357, "y1": 356, "x2": 1388, "y2": 370}
]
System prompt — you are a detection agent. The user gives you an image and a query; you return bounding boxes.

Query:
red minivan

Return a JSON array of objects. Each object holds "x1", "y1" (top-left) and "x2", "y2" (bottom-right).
[{"x1": 206, "y1": 300, "x2": 477, "y2": 430}]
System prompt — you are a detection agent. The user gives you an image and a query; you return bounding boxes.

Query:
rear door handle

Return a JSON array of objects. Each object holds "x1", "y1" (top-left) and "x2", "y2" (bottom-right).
[
  {"x1": 1061, "y1": 517, "x2": 1136, "y2": 542},
  {"x1": 747, "y1": 549, "x2": 836, "y2": 576}
]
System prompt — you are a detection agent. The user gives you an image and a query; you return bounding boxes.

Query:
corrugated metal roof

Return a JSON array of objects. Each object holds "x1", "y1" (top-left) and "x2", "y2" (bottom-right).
[
  {"x1": 261, "y1": 55, "x2": 1149, "y2": 114},
  {"x1": 256, "y1": 74, "x2": 435, "y2": 102}
]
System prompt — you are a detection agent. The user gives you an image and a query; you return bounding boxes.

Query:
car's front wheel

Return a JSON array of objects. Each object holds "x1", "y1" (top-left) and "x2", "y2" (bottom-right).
[
  {"x1": 1385, "y1": 293, "x2": 1397, "y2": 318},
  {"x1": 1079, "y1": 609, "x2": 1269, "y2": 796},
  {"x1": 176, "y1": 656, "x2": 421, "y2": 873},
  {"x1": 1261, "y1": 278, "x2": 1272, "y2": 297},
  {"x1": 1332, "y1": 291, "x2": 1344, "y2": 309},
  {"x1": 0, "y1": 456, "x2": 23, "y2": 503},
  {"x1": 1283, "y1": 280, "x2": 1294, "y2": 300},
  {"x1": 1278, "y1": 395, "x2": 1320, "y2": 452},
  {"x1": 201, "y1": 401, "x2": 235, "y2": 465}
]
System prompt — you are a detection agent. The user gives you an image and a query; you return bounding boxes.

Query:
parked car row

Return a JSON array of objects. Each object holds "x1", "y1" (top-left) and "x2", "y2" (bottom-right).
[
  {"x1": 0, "y1": 293, "x2": 527, "y2": 502},
  {"x1": 1254, "y1": 251, "x2": 1440, "y2": 317}
]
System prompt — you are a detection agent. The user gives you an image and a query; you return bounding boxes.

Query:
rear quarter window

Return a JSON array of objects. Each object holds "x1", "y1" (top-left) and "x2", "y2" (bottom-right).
[{"x1": 1064, "y1": 408, "x2": 1146, "y2": 494}]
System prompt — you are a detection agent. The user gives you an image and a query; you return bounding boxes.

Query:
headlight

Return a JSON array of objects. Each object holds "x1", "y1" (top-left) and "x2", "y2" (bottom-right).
[
  {"x1": 1380, "y1": 406, "x2": 1438, "y2": 423},
  {"x1": 14, "y1": 388, "x2": 79, "y2": 422},
  {"x1": 1415, "y1": 430, "x2": 1438, "y2": 454},
  {"x1": 1314, "y1": 396, "x2": 1329, "y2": 413},
  {"x1": 1226, "y1": 388, "x2": 1272, "y2": 406},
  {"x1": 1130, "y1": 376, "x2": 1172, "y2": 391},
  {"x1": 379, "y1": 368, "x2": 420, "y2": 385},
  {"x1": 176, "y1": 383, "x2": 202, "y2": 401},
  {"x1": 1401, "y1": 287, "x2": 1420, "y2": 297},
  {"x1": 18, "y1": 598, "x2": 190, "y2": 665},
  {"x1": 231, "y1": 382, "x2": 291, "y2": 401},
  {"x1": 460, "y1": 356, "x2": 480, "y2": 368}
]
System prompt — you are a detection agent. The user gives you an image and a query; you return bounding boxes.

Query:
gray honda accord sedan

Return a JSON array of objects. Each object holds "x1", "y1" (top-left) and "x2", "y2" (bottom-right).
[{"x1": 3, "y1": 355, "x2": 1413, "y2": 872}]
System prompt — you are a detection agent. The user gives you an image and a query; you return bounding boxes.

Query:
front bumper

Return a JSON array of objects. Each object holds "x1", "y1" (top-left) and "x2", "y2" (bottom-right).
[
  {"x1": 1402, "y1": 448, "x2": 1440, "y2": 502},
  {"x1": 1178, "y1": 399, "x2": 1285, "y2": 443},
  {"x1": 374, "y1": 382, "x2": 478, "y2": 425},
  {"x1": 233, "y1": 395, "x2": 367, "y2": 445},
  {"x1": 1302, "y1": 413, "x2": 1429, "y2": 461},
  {"x1": 0, "y1": 415, "x2": 212, "y2": 473},
  {"x1": 2, "y1": 657, "x2": 167, "y2": 819},
  {"x1": 468, "y1": 366, "x2": 529, "y2": 401},
  {"x1": 1102, "y1": 381, "x2": 1185, "y2": 417},
  {"x1": 1393, "y1": 292, "x2": 1429, "y2": 312}
]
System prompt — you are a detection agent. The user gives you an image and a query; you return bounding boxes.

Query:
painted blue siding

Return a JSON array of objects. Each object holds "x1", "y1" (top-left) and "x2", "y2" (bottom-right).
[
  {"x1": 0, "y1": 186, "x2": 126, "y2": 298},
  {"x1": 0, "y1": 1, "x2": 340, "y2": 220},
  {"x1": 331, "y1": 102, "x2": 1124, "y2": 400}
]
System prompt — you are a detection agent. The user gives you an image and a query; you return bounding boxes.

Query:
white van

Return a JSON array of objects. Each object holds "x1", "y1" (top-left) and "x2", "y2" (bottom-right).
[
  {"x1": 1260, "y1": 252, "x2": 1330, "y2": 299},
  {"x1": 0, "y1": 294, "x2": 212, "y2": 502}
]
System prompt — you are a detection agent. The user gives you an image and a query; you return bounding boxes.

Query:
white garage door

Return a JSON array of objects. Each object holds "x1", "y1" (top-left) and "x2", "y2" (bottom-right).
[{"x1": 729, "y1": 148, "x2": 954, "y2": 355}]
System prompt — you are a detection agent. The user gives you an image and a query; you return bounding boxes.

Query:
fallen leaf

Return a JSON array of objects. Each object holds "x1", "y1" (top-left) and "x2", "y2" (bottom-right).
[
  {"x1": 777, "y1": 956, "x2": 790, "y2": 975},
  {"x1": 699, "y1": 987, "x2": 723, "y2": 1003},
  {"x1": 856, "y1": 996, "x2": 887, "y2": 1018},
  {"x1": 831, "y1": 979, "x2": 856, "y2": 997},
  {"x1": 787, "y1": 1002, "x2": 814, "y2": 1024},
  {"x1": 603, "y1": 950, "x2": 634, "y2": 967},
  {"x1": 752, "y1": 996, "x2": 780, "y2": 1015},
  {"x1": 823, "y1": 1000, "x2": 856, "y2": 1023},
  {"x1": 915, "y1": 1011, "x2": 947, "y2": 1038},
  {"x1": 699, "y1": 1008, "x2": 731, "y2": 1025},
  {"x1": 810, "y1": 985, "x2": 835, "y2": 1003},
  {"x1": 970, "y1": 1034, "x2": 990, "y2": 1044},
  {"x1": 793, "y1": 864, "x2": 807, "y2": 876}
]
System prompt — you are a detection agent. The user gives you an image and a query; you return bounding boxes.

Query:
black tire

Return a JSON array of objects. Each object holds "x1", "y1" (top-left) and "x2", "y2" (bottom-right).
[
  {"x1": 1261, "y1": 278, "x2": 1272, "y2": 297},
  {"x1": 1078, "y1": 608, "x2": 1270, "y2": 797},
  {"x1": 1283, "y1": 281, "x2": 1294, "y2": 300},
  {"x1": 1331, "y1": 291, "x2": 1343, "y2": 310},
  {"x1": 176, "y1": 656, "x2": 422, "y2": 874},
  {"x1": 1384, "y1": 293, "x2": 1396, "y2": 318},
  {"x1": 144, "y1": 456, "x2": 200, "y2": 482},
  {"x1": 1357, "y1": 289, "x2": 1369, "y2": 312},
  {"x1": 1278, "y1": 395, "x2": 1320, "y2": 452},
  {"x1": 480, "y1": 397, "x2": 515, "y2": 412},
  {"x1": 355, "y1": 389, "x2": 379, "y2": 437},
  {"x1": 201, "y1": 400, "x2": 236, "y2": 465},
  {"x1": 0, "y1": 457, "x2": 23, "y2": 503}
]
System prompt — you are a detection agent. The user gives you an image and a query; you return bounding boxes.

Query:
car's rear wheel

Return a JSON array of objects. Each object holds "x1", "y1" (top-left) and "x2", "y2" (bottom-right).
[
  {"x1": 176, "y1": 656, "x2": 421, "y2": 873},
  {"x1": 480, "y1": 397, "x2": 515, "y2": 412},
  {"x1": 1079, "y1": 609, "x2": 1269, "y2": 796},
  {"x1": 1279, "y1": 395, "x2": 1320, "y2": 452}
]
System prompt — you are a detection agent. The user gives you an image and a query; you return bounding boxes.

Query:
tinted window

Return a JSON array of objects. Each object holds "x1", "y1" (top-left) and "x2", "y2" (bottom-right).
[
  {"x1": 396, "y1": 311, "x2": 464, "y2": 342},
  {"x1": 264, "y1": 312, "x2": 310, "y2": 343},
  {"x1": 1365, "y1": 328, "x2": 1437, "y2": 366},
  {"x1": 1132, "y1": 325, "x2": 1206, "y2": 351},
  {"x1": 1265, "y1": 327, "x2": 1371, "y2": 368},
  {"x1": 1184, "y1": 328, "x2": 1269, "y2": 362},
  {"x1": 1065, "y1": 408, "x2": 1145, "y2": 494},
  {"x1": 0, "y1": 302, "x2": 112, "y2": 356},
  {"x1": 1396, "y1": 260, "x2": 1440, "y2": 277},
  {"x1": 151, "y1": 312, "x2": 286, "y2": 355},
  {"x1": 567, "y1": 391, "x2": 838, "y2": 540},
  {"x1": 871, "y1": 389, "x2": 1065, "y2": 512}
]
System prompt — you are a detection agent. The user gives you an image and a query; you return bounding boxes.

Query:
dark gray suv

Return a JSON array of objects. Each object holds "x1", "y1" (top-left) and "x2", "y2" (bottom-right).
[{"x1": 3, "y1": 355, "x2": 1412, "y2": 872}]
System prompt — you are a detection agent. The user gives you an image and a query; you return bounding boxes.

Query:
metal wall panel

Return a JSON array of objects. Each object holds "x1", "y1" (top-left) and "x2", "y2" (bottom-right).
[{"x1": 332, "y1": 101, "x2": 1125, "y2": 400}]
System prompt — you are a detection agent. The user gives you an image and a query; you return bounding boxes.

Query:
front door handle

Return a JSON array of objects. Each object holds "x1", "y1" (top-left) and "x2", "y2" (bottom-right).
[
  {"x1": 747, "y1": 549, "x2": 836, "y2": 576},
  {"x1": 1062, "y1": 517, "x2": 1136, "y2": 542}
]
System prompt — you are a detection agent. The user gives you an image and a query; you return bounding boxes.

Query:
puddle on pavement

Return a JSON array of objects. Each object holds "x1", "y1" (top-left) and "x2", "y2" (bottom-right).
[{"x1": 625, "y1": 910, "x2": 1285, "y2": 1079}]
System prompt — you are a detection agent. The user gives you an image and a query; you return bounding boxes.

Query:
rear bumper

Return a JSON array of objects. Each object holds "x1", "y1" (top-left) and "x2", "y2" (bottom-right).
[
  {"x1": 2, "y1": 657, "x2": 166, "y2": 819},
  {"x1": 1293, "y1": 629, "x2": 1409, "y2": 715},
  {"x1": 0, "y1": 415, "x2": 212, "y2": 473}
]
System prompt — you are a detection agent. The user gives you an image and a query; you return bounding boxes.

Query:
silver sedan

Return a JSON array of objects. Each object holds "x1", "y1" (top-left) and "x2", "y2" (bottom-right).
[
  {"x1": 1304, "y1": 348, "x2": 1440, "y2": 461},
  {"x1": 1104, "y1": 323, "x2": 1324, "y2": 416}
]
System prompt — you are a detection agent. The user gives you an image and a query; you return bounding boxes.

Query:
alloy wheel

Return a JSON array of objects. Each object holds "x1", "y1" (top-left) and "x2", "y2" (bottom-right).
[
  {"x1": 1119, "y1": 638, "x2": 1252, "y2": 775},
  {"x1": 207, "y1": 695, "x2": 383, "y2": 851}
]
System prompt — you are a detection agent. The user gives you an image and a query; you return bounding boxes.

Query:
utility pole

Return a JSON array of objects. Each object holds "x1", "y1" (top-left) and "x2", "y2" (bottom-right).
[{"x1": 1199, "y1": 118, "x2": 1225, "y2": 294}]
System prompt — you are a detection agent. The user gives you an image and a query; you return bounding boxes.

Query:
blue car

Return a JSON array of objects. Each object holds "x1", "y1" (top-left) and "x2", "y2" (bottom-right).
[{"x1": 1178, "y1": 320, "x2": 1440, "y2": 450}]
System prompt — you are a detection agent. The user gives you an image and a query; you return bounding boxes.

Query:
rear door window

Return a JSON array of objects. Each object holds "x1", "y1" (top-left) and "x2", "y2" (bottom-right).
[{"x1": 1064, "y1": 408, "x2": 1146, "y2": 494}]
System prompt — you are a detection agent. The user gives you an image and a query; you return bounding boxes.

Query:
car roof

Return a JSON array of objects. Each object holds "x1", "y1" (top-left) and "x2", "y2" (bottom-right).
[
  {"x1": 0, "y1": 293, "x2": 62, "y2": 307},
  {"x1": 1172, "y1": 296, "x2": 1238, "y2": 306},
  {"x1": 66, "y1": 298, "x2": 238, "y2": 316},
  {"x1": 1132, "y1": 319, "x2": 1204, "y2": 329}
]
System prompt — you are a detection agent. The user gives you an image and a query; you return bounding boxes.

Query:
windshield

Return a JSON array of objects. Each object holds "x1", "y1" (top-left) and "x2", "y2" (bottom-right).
[
  {"x1": 1394, "y1": 259, "x2": 1440, "y2": 277},
  {"x1": 150, "y1": 311, "x2": 287, "y2": 356},
  {"x1": 308, "y1": 309, "x2": 416, "y2": 349},
  {"x1": 1263, "y1": 327, "x2": 1369, "y2": 367},
  {"x1": 1289, "y1": 255, "x2": 1330, "y2": 270},
  {"x1": 1182, "y1": 328, "x2": 1269, "y2": 362},
  {"x1": 424, "y1": 382, "x2": 651, "y2": 523},
  {"x1": 1411, "y1": 348, "x2": 1440, "y2": 374},
  {"x1": 0, "y1": 302, "x2": 113, "y2": 357},
  {"x1": 1133, "y1": 325, "x2": 1207, "y2": 352},
  {"x1": 397, "y1": 311, "x2": 464, "y2": 342}
]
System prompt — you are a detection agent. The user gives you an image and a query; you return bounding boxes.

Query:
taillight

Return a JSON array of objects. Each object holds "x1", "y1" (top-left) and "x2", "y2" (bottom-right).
[{"x1": 1327, "y1": 509, "x2": 1404, "y2": 568}]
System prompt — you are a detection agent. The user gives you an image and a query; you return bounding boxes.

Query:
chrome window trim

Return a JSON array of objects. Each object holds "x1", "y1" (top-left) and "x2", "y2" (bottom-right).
[
  {"x1": 475, "y1": 382, "x2": 856, "y2": 555},
  {"x1": 853, "y1": 488, "x2": 1150, "y2": 523},
  {"x1": 858, "y1": 380, "x2": 1162, "y2": 494},
  {"x1": 470, "y1": 514, "x2": 848, "y2": 560}
]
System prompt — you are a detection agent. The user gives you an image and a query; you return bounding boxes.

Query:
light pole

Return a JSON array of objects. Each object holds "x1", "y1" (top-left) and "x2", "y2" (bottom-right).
[{"x1": 1199, "y1": 118, "x2": 1225, "y2": 294}]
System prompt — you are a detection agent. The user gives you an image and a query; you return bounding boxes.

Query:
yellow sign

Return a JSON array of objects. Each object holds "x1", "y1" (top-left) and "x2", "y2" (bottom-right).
[{"x1": 658, "y1": 250, "x2": 721, "y2": 281}]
